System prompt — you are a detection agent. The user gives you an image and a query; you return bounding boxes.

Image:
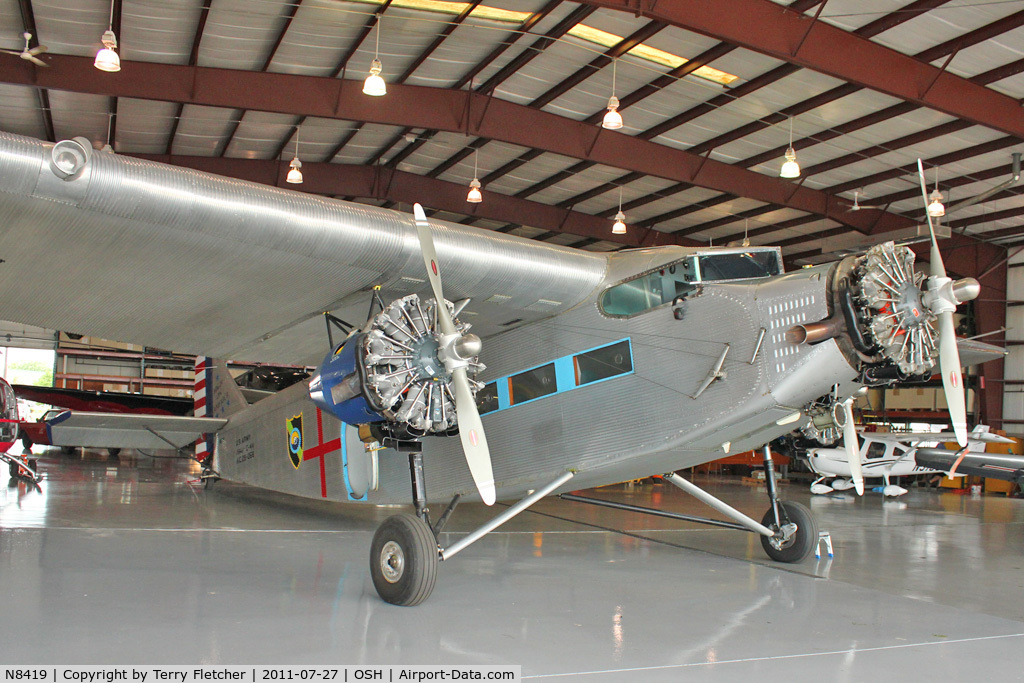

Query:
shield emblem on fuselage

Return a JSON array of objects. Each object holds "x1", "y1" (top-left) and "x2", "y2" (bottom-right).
[{"x1": 286, "y1": 414, "x2": 303, "y2": 469}]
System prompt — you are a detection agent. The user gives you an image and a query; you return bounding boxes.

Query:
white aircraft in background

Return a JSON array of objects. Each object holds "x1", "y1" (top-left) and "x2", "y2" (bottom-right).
[{"x1": 806, "y1": 425, "x2": 1016, "y2": 496}]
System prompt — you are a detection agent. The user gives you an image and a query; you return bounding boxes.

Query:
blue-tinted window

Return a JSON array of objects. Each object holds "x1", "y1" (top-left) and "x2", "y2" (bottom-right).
[
  {"x1": 509, "y1": 364, "x2": 557, "y2": 405},
  {"x1": 575, "y1": 340, "x2": 632, "y2": 385}
]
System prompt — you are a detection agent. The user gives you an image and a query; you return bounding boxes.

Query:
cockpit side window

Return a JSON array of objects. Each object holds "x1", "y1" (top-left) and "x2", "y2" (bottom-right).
[
  {"x1": 599, "y1": 259, "x2": 697, "y2": 317},
  {"x1": 599, "y1": 248, "x2": 783, "y2": 318}
]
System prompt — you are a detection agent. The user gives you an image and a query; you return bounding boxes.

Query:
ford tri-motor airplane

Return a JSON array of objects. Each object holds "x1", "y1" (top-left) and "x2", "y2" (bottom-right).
[
  {"x1": 803, "y1": 426, "x2": 1016, "y2": 496},
  {"x1": 0, "y1": 133, "x2": 1002, "y2": 605}
]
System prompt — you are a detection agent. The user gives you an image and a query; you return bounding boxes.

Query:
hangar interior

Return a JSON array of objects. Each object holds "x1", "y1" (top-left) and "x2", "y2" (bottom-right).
[{"x1": 1, "y1": 0, "x2": 1024, "y2": 677}]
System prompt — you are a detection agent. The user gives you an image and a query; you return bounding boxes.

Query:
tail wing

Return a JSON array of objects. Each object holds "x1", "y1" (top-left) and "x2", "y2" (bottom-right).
[{"x1": 194, "y1": 357, "x2": 247, "y2": 461}]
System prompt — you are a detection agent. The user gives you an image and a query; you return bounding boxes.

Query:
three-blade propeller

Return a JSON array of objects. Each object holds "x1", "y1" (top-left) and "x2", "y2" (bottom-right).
[
  {"x1": 917, "y1": 160, "x2": 968, "y2": 447},
  {"x1": 412, "y1": 203, "x2": 496, "y2": 505}
]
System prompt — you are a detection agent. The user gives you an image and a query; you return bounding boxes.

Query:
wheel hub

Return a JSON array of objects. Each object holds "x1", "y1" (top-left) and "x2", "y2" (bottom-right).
[
  {"x1": 380, "y1": 540, "x2": 405, "y2": 583},
  {"x1": 768, "y1": 522, "x2": 798, "y2": 551}
]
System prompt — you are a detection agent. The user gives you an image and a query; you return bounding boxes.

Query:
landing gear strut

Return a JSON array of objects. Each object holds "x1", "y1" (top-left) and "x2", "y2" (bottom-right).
[
  {"x1": 563, "y1": 445, "x2": 818, "y2": 564},
  {"x1": 368, "y1": 439, "x2": 576, "y2": 606}
]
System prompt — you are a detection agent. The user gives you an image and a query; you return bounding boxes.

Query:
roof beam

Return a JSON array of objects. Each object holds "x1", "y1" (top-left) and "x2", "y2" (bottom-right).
[
  {"x1": 0, "y1": 55, "x2": 921, "y2": 234},
  {"x1": 470, "y1": 0, "x2": 824, "y2": 199},
  {"x1": 221, "y1": 0, "x2": 305, "y2": 157},
  {"x1": 501, "y1": 0, "x2": 961, "y2": 228},
  {"x1": 425, "y1": 4, "x2": 598, "y2": 179},
  {"x1": 578, "y1": 0, "x2": 1024, "y2": 139},
  {"x1": 127, "y1": 155, "x2": 698, "y2": 249},
  {"x1": 165, "y1": 0, "x2": 212, "y2": 155},
  {"x1": 16, "y1": 0, "x2": 53, "y2": 142},
  {"x1": 383, "y1": 0, "x2": 564, "y2": 169}
]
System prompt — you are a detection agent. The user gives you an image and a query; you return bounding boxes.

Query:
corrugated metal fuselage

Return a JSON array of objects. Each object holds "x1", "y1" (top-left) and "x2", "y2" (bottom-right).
[{"x1": 216, "y1": 253, "x2": 859, "y2": 505}]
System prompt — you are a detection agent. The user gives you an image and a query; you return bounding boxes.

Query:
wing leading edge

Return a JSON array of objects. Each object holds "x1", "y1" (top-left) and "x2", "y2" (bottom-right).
[{"x1": 0, "y1": 132, "x2": 610, "y2": 365}]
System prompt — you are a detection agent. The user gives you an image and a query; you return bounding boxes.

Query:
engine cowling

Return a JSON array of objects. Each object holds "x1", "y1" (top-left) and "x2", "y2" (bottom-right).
[{"x1": 308, "y1": 294, "x2": 484, "y2": 437}]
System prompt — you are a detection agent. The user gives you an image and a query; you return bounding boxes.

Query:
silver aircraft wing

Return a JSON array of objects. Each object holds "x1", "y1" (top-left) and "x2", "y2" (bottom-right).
[
  {"x1": 957, "y1": 338, "x2": 1007, "y2": 368},
  {"x1": 0, "y1": 132, "x2": 610, "y2": 365},
  {"x1": 46, "y1": 411, "x2": 228, "y2": 450}
]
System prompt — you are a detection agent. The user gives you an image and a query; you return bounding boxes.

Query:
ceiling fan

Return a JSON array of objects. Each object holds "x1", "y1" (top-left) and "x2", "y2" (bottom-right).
[
  {"x1": 844, "y1": 189, "x2": 880, "y2": 212},
  {"x1": 0, "y1": 32, "x2": 48, "y2": 67}
]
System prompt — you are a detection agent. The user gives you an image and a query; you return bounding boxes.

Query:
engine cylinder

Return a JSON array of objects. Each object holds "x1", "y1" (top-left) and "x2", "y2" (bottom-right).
[{"x1": 308, "y1": 294, "x2": 483, "y2": 434}]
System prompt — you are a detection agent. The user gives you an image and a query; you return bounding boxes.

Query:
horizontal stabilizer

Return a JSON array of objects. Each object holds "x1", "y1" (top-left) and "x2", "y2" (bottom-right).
[{"x1": 47, "y1": 411, "x2": 228, "y2": 450}]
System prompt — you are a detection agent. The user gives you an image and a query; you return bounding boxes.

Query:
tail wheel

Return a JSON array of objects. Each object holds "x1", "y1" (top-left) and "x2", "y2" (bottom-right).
[
  {"x1": 760, "y1": 501, "x2": 817, "y2": 563},
  {"x1": 370, "y1": 513, "x2": 438, "y2": 606}
]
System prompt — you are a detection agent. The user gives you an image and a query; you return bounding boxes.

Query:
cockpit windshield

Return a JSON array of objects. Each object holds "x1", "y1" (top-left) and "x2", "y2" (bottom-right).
[
  {"x1": 697, "y1": 251, "x2": 781, "y2": 282},
  {"x1": 599, "y1": 247, "x2": 783, "y2": 318}
]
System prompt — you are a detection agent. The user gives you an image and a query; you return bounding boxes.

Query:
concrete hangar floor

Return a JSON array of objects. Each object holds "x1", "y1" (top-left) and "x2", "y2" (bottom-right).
[{"x1": 1, "y1": 448, "x2": 1023, "y2": 680}]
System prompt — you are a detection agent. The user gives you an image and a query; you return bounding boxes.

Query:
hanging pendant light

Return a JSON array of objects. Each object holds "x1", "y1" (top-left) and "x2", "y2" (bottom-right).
[
  {"x1": 602, "y1": 58, "x2": 623, "y2": 130},
  {"x1": 94, "y1": 0, "x2": 120, "y2": 72},
  {"x1": 467, "y1": 149, "x2": 482, "y2": 203},
  {"x1": 927, "y1": 166, "x2": 945, "y2": 217},
  {"x1": 363, "y1": 16, "x2": 387, "y2": 97},
  {"x1": 286, "y1": 126, "x2": 303, "y2": 184},
  {"x1": 779, "y1": 117, "x2": 800, "y2": 179},
  {"x1": 611, "y1": 187, "x2": 626, "y2": 234}
]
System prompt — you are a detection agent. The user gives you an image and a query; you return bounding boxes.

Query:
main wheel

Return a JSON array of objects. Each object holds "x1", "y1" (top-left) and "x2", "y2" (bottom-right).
[
  {"x1": 370, "y1": 514, "x2": 438, "y2": 606},
  {"x1": 107, "y1": 448, "x2": 121, "y2": 457},
  {"x1": 760, "y1": 501, "x2": 817, "y2": 563}
]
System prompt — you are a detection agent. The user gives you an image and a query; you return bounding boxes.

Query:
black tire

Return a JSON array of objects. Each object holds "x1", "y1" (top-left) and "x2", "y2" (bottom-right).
[
  {"x1": 8, "y1": 461, "x2": 16, "y2": 479},
  {"x1": 760, "y1": 501, "x2": 817, "y2": 563},
  {"x1": 21, "y1": 435, "x2": 32, "y2": 452},
  {"x1": 370, "y1": 514, "x2": 438, "y2": 606},
  {"x1": 27, "y1": 459, "x2": 37, "y2": 471},
  {"x1": 61, "y1": 446, "x2": 75, "y2": 455},
  {"x1": 107, "y1": 448, "x2": 121, "y2": 457}
]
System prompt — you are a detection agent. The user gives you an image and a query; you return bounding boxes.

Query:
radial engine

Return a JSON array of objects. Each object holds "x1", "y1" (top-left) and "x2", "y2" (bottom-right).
[
  {"x1": 308, "y1": 294, "x2": 485, "y2": 439},
  {"x1": 788, "y1": 241, "x2": 979, "y2": 386}
]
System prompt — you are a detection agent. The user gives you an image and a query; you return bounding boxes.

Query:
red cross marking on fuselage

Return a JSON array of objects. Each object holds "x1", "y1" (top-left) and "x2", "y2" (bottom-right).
[{"x1": 300, "y1": 408, "x2": 341, "y2": 498}]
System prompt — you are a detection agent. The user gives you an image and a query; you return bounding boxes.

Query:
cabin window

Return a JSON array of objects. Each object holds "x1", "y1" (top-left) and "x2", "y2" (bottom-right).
[
  {"x1": 866, "y1": 441, "x2": 887, "y2": 459},
  {"x1": 476, "y1": 382, "x2": 499, "y2": 414},
  {"x1": 599, "y1": 259, "x2": 697, "y2": 317},
  {"x1": 574, "y1": 340, "x2": 633, "y2": 386},
  {"x1": 508, "y1": 364, "x2": 557, "y2": 405}
]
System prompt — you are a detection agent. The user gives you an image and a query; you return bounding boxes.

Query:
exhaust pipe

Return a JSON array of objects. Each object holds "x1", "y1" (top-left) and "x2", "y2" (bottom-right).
[{"x1": 786, "y1": 317, "x2": 842, "y2": 345}]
